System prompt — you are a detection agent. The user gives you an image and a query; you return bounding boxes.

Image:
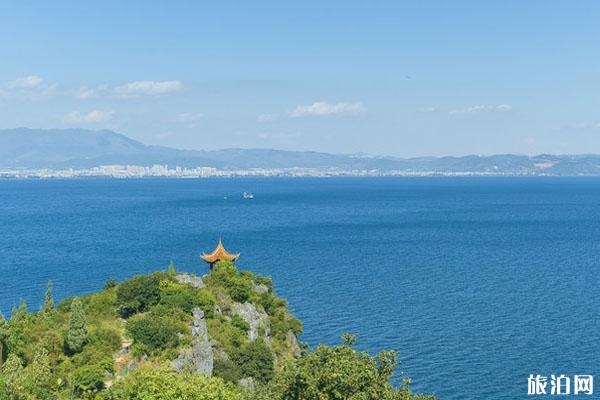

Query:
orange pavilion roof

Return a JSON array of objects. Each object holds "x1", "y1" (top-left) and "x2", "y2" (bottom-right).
[{"x1": 201, "y1": 239, "x2": 240, "y2": 264}]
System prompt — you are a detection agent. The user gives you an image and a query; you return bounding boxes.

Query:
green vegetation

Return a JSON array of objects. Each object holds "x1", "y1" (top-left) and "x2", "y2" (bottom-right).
[
  {"x1": 99, "y1": 366, "x2": 243, "y2": 400},
  {"x1": 65, "y1": 297, "x2": 89, "y2": 354},
  {"x1": 116, "y1": 274, "x2": 165, "y2": 318},
  {"x1": 126, "y1": 305, "x2": 189, "y2": 356},
  {"x1": 43, "y1": 281, "x2": 54, "y2": 314},
  {"x1": 0, "y1": 260, "x2": 434, "y2": 399},
  {"x1": 255, "y1": 339, "x2": 436, "y2": 400}
]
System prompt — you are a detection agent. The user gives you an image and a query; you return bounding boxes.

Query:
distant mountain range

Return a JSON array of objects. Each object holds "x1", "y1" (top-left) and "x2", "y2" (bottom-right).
[{"x1": 3, "y1": 127, "x2": 600, "y2": 175}]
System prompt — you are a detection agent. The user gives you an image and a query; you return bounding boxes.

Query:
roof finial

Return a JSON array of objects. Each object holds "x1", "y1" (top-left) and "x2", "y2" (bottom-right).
[{"x1": 201, "y1": 238, "x2": 240, "y2": 265}]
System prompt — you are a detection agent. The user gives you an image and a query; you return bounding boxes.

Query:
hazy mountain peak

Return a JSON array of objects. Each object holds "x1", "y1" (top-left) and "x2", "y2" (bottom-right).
[{"x1": 3, "y1": 128, "x2": 600, "y2": 175}]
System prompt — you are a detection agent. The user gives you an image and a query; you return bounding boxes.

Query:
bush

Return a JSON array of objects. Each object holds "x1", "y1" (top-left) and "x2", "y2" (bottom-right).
[
  {"x1": 231, "y1": 315, "x2": 250, "y2": 332},
  {"x1": 84, "y1": 290, "x2": 119, "y2": 320},
  {"x1": 213, "y1": 358, "x2": 242, "y2": 383},
  {"x1": 195, "y1": 289, "x2": 217, "y2": 318},
  {"x1": 116, "y1": 274, "x2": 166, "y2": 318},
  {"x1": 269, "y1": 308, "x2": 303, "y2": 340},
  {"x1": 158, "y1": 280, "x2": 198, "y2": 313},
  {"x1": 207, "y1": 318, "x2": 247, "y2": 357},
  {"x1": 90, "y1": 326, "x2": 122, "y2": 352},
  {"x1": 103, "y1": 278, "x2": 118, "y2": 290},
  {"x1": 205, "y1": 261, "x2": 252, "y2": 303},
  {"x1": 102, "y1": 366, "x2": 243, "y2": 400},
  {"x1": 126, "y1": 306, "x2": 188, "y2": 354},
  {"x1": 235, "y1": 338, "x2": 274, "y2": 384},
  {"x1": 229, "y1": 279, "x2": 252, "y2": 303},
  {"x1": 71, "y1": 363, "x2": 106, "y2": 395},
  {"x1": 254, "y1": 337, "x2": 436, "y2": 400}
]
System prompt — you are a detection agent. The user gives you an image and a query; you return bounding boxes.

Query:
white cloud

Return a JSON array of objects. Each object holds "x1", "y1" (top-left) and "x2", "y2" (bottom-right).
[
  {"x1": 419, "y1": 107, "x2": 439, "y2": 113},
  {"x1": 74, "y1": 85, "x2": 110, "y2": 99},
  {"x1": 177, "y1": 112, "x2": 203, "y2": 122},
  {"x1": 496, "y1": 104, "x2": 513, "y2": 112},
  {"x1": 3, "y1": 75, "x2": 58, "y2": 99},
  {"x1": 448, "y1": 104, "x2": 513, "y2": 115},
  {"x1": 8, "y1": 75, "x2": 44, "y2": 88},
  {"x1": 257, "y1": 113, "x2": 278, "y2": 122},
  {"x1": 65, "y1": 110, "x2": 115, "y2": 124},
  {"x1": 75, "y1": 86, "x2": 96, "y2": 99},
  {"x1": 115, "y1": 80, "x2": 183, "y2": 97},
  {"x1": 289, "y1": 101, "x2": 366, "y2": 117}
]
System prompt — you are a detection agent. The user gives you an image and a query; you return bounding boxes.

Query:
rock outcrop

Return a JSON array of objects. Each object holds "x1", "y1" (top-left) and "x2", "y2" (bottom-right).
[
  {"x1": 286, "y1": 330, "x2": 302, "y2": 357},
  {"x1": 231, "y1": 301, "x2": 269, "y2": 342},
  {"x1": 171, "y1": 308, "x2": 213, "y2": 376},
  {"x1": 175, "y1": 273, "x2": 206, "y2": 289}
]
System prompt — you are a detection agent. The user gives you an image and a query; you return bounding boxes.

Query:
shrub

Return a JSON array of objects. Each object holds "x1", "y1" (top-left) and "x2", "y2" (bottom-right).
[
  {"x1": 103, "y1": 278, "x2": 118, "y2": 290},
  {"x1": 253, "y1": 275, "x2": 273, "y2": 291},
  {"x1": 205, "y1": 261, "x2": 252, "y2": 303},
  {"x1": 213, "y1": 358, "x2": 242, "y2": 383},
  {"x1": 126, "y1": 306, "x2": 188, "y2": 354},
  {"x1": 231, "y1": 315, "x2": 250, "y2": 332},
  {"x1": 254, "y1": 337, "x2": 436, "y2": 400},
  {"x1": 207, "y1": 318, "x2": 247, "y2": 357},
  {"x1": 195, "y1": 289, "x2": 217, "y2": 318},
  {"x1": 71, "y1": 363, "x2": 106, "y2": 395},
  {"x1": 90, "y1": 326, "x2": 122, "y2": 352},
  {"x1": 158, "y1": 280, "x2": 198, "y2": 313},
  {"x1": 85, "y1": 290, "x2": 119, "y2": 320},
  {"x1": 235, "y1": 338, "x2": 274, "y2": 384},
  {"x1": 116, "y1": 274, "x2": 166, "y2": 318},
  {"x1": 229, "y1": 279, "x2": 252, "y2": 303},
  {"x1": 102, "y1": 366, "x2": 243, "y2": 400},
  {"x1": 269, "y1": 308, "x2": 303, "y2": 340}
]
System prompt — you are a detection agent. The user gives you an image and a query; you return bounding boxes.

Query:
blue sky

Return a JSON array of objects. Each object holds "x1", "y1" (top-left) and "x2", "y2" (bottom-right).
[{"x1": 1, "y1": 1, "x2": 599, "y2": 156}]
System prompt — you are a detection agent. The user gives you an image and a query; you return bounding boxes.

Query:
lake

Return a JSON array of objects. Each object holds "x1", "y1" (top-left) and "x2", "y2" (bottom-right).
[{"x1": 1, "y1": 177, "x2": 599, "y2": 399}]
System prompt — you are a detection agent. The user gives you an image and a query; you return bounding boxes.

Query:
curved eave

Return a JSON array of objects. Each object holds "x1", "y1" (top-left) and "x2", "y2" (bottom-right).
[{"x1": 200, "y1": 252, "x2": 240, "y2": 263}]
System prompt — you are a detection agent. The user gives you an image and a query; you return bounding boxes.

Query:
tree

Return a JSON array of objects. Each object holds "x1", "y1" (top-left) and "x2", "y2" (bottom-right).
[
  {"x1": 116, "y1": 274, "x2": 163, "y2": 318},
  {"x1": 341, "y1": 332, "x2": 357, "y2": 346},
  {"x1": 23, "y1": 347, "x2": 54, "y2": 399},
  {"x1": 6, "y1": 302, "x2": 28, "y2": 360},
  {"x1": 103, "y1": 277, "x2": 118, "y2": 290},
  {"x1": 0, "y1": 313, "x2": 7, "y2": 368},
  {"x1": 254, "y1": 336, "x2": 436, "y2": 400},
  {"x1": 0, "y1": 354, "x2": 24, "y2": 400},
  {"x1": 167, "y1": 261, "x2": 176, "y2": 276},
  {"x1": 65, "y1": 297, "x2": 88, "y2": 354},
  {"x1": 236, "y1": 339, "x2": 274, "y2": 384},
  {"x1": 43, "y1": 280, "x2": 54, "y2": 313}
]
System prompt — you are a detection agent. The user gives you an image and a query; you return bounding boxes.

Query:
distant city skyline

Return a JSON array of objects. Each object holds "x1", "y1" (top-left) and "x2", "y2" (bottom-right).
[{"x1": 1, "y1": 1, "x2": 600, "y2": 157}]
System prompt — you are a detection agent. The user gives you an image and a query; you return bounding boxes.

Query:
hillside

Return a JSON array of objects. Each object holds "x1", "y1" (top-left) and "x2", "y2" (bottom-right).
[
  {"x1": 5, "y1": 128, "x2": 600, "y2": 175},
  {"x1": 0, "y1": 260, "x2": 434, "y2": 400},
  {"x1": 0, "y1": 128, "x2": 353, "y2": 170}
]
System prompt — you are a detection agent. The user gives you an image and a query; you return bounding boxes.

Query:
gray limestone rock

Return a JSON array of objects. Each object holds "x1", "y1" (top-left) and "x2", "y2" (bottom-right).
[
  {"x1": 286, "y1": 330, "x2": 302, "y2": 358},
  {"x1": 171, "y1": 308, "x2": 213, "y2": 376},
  {"x1": 238, "y1": 377, "x2": 256, "y2": 391},
  {"x1": 230, "y1": 301, "x2": 269, "y2": 342},
  {"x1": 175, "y1": 273, "x2": 206, "y2": 289}
]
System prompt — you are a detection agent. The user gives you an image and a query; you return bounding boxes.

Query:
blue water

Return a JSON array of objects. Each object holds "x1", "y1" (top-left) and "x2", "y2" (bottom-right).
[{"x1": 1, "y1": 177, "x2": 599, "y2": 399}]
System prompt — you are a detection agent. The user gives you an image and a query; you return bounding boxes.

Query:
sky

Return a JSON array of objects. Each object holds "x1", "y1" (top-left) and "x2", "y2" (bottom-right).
[{"x1": 0, "y1": 1, "x2": 599, "y2": 157}]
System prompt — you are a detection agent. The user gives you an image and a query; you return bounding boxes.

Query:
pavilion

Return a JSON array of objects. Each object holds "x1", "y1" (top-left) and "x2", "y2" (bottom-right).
[{"x1": 201, "y1": 239, "x2": 240, "y2": 267}]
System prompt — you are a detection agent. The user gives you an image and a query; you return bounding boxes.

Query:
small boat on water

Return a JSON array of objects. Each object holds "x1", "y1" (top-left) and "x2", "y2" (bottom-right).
[{"x1": 243, "y1": 192, "x2": 255, "y2": 199}]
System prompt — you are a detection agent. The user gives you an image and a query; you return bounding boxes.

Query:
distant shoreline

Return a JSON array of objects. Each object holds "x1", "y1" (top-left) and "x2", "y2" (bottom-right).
[{"x1": 1, "y1": 171, "x2": 599, "y2": 180}]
